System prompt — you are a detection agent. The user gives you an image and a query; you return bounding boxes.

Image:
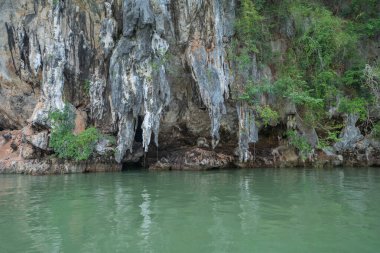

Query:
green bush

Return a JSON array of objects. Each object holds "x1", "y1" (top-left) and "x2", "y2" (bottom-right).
[
  {"x1": 236, "y1": 80, "x2": 279, "y2": 127},
  {"x1": 238, "y1": 80, "x2": 273, "y2": 102},
  {"x1": 338, "y1": 97, "x2": 368, "y2": 121},
  {"x1": 49, "y1": 105, "x2": 101, "y2": 161},
  {"x1": 371, "y1": 122, "x2": 380, "y2": 139},
  {"x1": 231, "y1": 0, "x2": 377, "y2": 147},
  {"x1": 291, "y1": 3, "x2": 357, "y2": 71},
  {"x1": 287, "y1": 130, "x2": 312, "y2": 160},
  {"x1": 83, "y1": 80, "x2": 91, "y2": 96},
  {"x1": 257, "y1": 106, "x2": 279, "y2": 127},
  {"x1": 342, "y1": 0, "x2": 380, "y2": 38},
  {"x1": 230, "y1": 0, "x2": 269, "y2": 72},
  {"x1": 317, "y1": 130, "x2": 341, "y2": 149},
  {"x1": 274, "y1": 74, "x2": 324, "y2": 108},
  {"x1": 235, "y1": 0, "x2": 264, "y2": 54}
]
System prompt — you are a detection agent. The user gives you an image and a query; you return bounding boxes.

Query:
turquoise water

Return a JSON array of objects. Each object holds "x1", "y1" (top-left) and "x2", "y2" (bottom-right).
[{"x1": 1, "y1": 168, "x2": 380, "y2": 253}]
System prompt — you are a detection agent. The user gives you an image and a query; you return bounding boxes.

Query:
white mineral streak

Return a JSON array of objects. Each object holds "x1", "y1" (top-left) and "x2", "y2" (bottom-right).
[
  {"x1": 90, "y1": 69, "x2": 106, "y2": 120},
  {"x1": 116, "y1": 115, "x2": 136, "y2": 161},
  {"x1": 31, "y1": 2, "x2": 66, "y2": 125},
  {"x1": 100, "y1": 1, "x2": 117, "y2": 57},
  {"x1": 235, "y1": 54, "x2": 260, "y2": 162},
  {"x1": 29, "y1": 34, "x2": 42, "y2": 76},
  {"x1": 107, "y1": 0, "x2": 256, "y2": 162},
  {"x1": 152, "y1": 33, "x2": 169, "y2": 55},
  {"x1": 110, "y1": 0, "x2": 171, "y2": 162},
  {"x1": 214, "y1": 0, "x2": 230, "y2": 99},
  {"x1": 237, "y1": 103, "x2": 258, "y2": 162},
  {"x1": 186, "y1": 0, "x2": 231, "y2": 149},
  {"x1": 143, "y1": 34, "x2": 170, "y2": 151},
  {"x1": 90, "y1": 1, "x2": 117, "y2": 121}
]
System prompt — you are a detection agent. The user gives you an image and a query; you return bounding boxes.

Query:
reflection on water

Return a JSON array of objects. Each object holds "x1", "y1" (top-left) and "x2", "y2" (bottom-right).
[
  {"x1": 1, "y1": 169, "x2": 380, "y2": 253},
  {"x1": 139, "y1": 189, "x2": 152, "y2": 252}
]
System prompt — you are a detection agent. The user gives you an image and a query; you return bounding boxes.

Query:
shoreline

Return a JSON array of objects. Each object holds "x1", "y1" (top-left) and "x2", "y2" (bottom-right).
[{"x1": 1, "y1": 156, "x2": 379, "y2": 175}]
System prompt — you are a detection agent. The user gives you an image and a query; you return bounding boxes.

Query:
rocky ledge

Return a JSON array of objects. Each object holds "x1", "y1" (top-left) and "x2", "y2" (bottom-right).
[
  {"x1": 2, "y1": 127, "x2": 380, "y2": 175},
  {"x1": 0, "y1": 159, "x2": 121, "y2": 175}
]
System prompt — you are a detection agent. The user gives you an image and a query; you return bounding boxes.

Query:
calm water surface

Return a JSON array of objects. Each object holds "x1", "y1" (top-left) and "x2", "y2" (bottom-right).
[{"x1": 1, "y1": 168, "x2": 380, "y2": 253}]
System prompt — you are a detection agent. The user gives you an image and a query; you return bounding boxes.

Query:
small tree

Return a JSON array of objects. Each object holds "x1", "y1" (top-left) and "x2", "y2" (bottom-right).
[
  {"x1": 364, "y1": 64, "x2": 380, "y2": 103},
  {"x1": 49, "y1": 104, "x2": 101, "y2": 161}
]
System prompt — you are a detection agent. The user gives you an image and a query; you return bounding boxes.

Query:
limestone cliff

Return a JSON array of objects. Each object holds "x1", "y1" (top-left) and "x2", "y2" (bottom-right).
[{"x1": 0, "y1": 0, "x2": 379, "y2": 173}]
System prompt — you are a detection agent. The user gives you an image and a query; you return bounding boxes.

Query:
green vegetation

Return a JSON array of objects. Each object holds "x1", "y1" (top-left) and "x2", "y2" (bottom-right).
[
  {"x1": 256, "y1": 106, "x2": 279, "y2": 127},
  {"x1": 234, "y1": 0, "x2": 265, "y2": 56},
  {"x1": 238, "y1": 80, "x2": 273, "y2": 102},
  {"x1": 237, "y1": 81, "x2": 278, "y2": 127},
  {"x1": 364, "y1": 64, "x2": 380, "y2": 103},
  {"x1": 233, "y1": 0, "x2": 380, "y2": 147},
  {"x1": 317, "y1": 130, "x2": 341, "y2": 149},
  {"x1": 152, "y1": 52, "x2": 172, "y2": 71},
  {"x1": 371, "y1": 122, "x2": 380, "y2": 139},
  {"x1": 49, "y1": 104, "x2": 102, "y2": 161},
  {"x1": 338, "y1": 97, "x2": 368, "y2": 121},
  {"x1": 287, "y1": 130, "x2": 312, "y2": 160},
  {"x1": 336, "y1": 0, "x2": 380, "y2": 38},
  {"x1": 83, "y1": 80, "x2": 91, "y2": 96}
]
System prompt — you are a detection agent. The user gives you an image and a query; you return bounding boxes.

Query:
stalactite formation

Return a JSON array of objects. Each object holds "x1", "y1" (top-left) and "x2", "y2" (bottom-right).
[{"x1": 1, "y1": 0, "x2": 379, "y2": 172}]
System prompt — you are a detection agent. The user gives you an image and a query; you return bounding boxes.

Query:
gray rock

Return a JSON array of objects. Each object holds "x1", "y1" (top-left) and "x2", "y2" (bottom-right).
[
  {"x1": 369, "y1": 138, "x2": 380, "y2": 149},
  {"x1": 10, "y1": 142, "x2": 18, "y2": 151},
  {"x1": 21, "y1": 144, "x2": 36, "y2": 159},
  {"x1": 95, "y1": 138, "x2": 114, "y2": 156},
  {"x1": 185, "y1": 1, "x2": 234, "y2": 149},
  {"x1": 2, "y1": 133, "x2": 12, "y2": 141},
  {"x1": 322, "y1": 147, "x2": 336, "y2": 156},
  {"x1": 334, "y1": 114, "x2": 363, "y2": 152},
  {"x1": 0, "y1": 0, "x2": 240, "y2": 165},
  {"x1": 100, "y1": 2, "x2": 117, "y2": 57},
  {"x1": 28, "y1": 131, "x2": 49, "y2": 150},
  {"x1": 196, "y1": 137, "x2": 210, "y2": 148},
  {"x1": 296, "y1": 115, "x2": 319, "y2": 147},
  {"x1": 109, "y1": 0, "x2": 171, "y2": 162},
  {"x1": 236, "y1": 102, "x2": 258, "y2": 162},
  {"x1": 356, "y1": 138, "x2": 370, "y2": 151}
]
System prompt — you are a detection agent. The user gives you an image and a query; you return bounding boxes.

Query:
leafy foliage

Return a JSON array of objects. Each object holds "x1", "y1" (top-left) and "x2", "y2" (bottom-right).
[
  {"x1": 317, "y1": 130, "x2": 341, "y2": 149},
  {"x1": 83, "y1": 80, "x2": 91, "y2": 96},
  {"x1": 233, "y1": 0, "x2": 378, "y2": 144},
  {"x1": 338, "y1": 97, "x2": 368, "y2": 121},
  {"x1": 237, "y1": 81, "x2": 278, "y2": 127},
  {"x1": 49, "y1": 105, "x2": 101, "y2": 161},
  {"x1": 363, "y1": 64, "x2": 380, "y2": 103},
  {"x1": 292, "y1": 2, "x2": 357, "y2": 70},
  {"x1": 257, "y1": 106, "x2": 279, "y2": 127},
  {"x1": 371, "y1": 122, "x2": 380, "y2": 139},
  {"x1": 235, "y1": 0, "x2": 264, "y2": 55},
  {"x1": 287, "y1": 130, "x2": 313, "y2": 160},
  {"x1": 338, "y1": 0, "x2": 380, "y2": 38},
  {"x1": 229, "y1": 0, "x2": 270, "y2": 75},
  {"x1": 238, "y1": 80, "x2": 273, "y2": 102}
]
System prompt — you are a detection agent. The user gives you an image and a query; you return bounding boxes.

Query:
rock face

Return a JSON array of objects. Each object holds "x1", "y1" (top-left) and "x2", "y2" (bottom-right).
[
  {"x1": 0, "y1": 1, "x2": 239, "y2": 157},
  {"x1": 0, "y1": 0, "x2": 379, "y2": 173},
  {"x1": 334, "y1": 114, "x2": 364, "y2": 152},
  {"x1": 0, "y1": 159, "x2": 121, "y2": 175},
  {"x1": 109, "y1": 0, "x2": 171, "y2": 162},
  {"x1": 0, "y1": 0, "x2": 240, "y2": 172}
]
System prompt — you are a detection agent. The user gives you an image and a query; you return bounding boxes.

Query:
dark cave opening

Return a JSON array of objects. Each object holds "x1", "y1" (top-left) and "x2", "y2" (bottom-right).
[
  {"x1": 122, "y1": 161, "x2": 142, "y2": 171},
  {"x1": 134, "y1": 116, "x2": 144, "y2": 143},
  {"x1": 121, "y1": 116, "x2": 145, "y2": 171}
]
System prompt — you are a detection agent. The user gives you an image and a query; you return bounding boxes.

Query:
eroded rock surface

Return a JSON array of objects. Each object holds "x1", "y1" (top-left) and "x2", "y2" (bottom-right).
[{"x1": 0, "y1": 0, "x2": 379, "y2": 173}]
